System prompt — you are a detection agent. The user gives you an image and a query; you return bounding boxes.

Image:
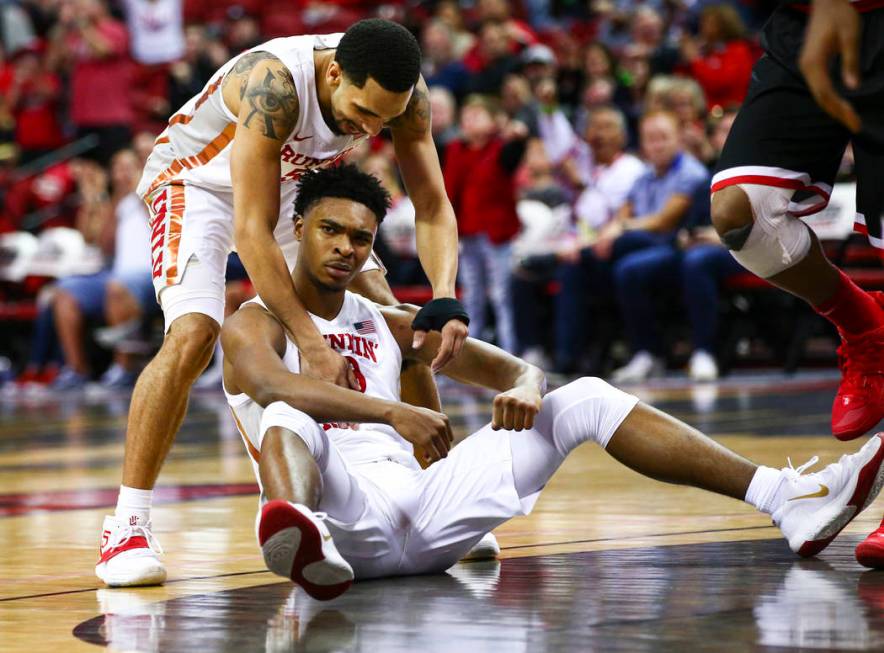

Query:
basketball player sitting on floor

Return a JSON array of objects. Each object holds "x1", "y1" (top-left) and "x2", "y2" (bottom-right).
[{"x1": 222, "y1": 164, "x2": 884, "y2": 601}]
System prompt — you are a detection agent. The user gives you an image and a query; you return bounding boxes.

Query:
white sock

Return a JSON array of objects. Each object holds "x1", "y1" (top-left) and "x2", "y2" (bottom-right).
[
  {"x1": 115, "y1": 485, "x2": 153, "y2": 526},
  {"x1": 744, "y1": 466, "x2": 785, "y2": 514}
]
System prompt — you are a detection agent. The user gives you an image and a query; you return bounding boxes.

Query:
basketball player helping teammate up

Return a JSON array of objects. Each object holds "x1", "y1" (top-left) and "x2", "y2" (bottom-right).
[
  {"x1": 96, "y1": 1, "x2": 884, "y2": 590},
  {"x1": 96, "y1": 20, "x2": 472, "y2": 587},
  {"x1": 222, "y1": 163, "x2": 884, "y2": 600}
]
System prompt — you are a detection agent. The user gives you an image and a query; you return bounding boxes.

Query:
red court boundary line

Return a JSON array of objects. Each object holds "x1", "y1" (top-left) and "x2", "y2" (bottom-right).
[{"x1": 0, "y1": 482, "x2": 259, "y2": 517}]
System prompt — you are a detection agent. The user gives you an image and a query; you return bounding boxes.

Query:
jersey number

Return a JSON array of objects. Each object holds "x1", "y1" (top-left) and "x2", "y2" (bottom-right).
[{"x1": 346, "y1": 356, "x2": 367, "y2": 393}]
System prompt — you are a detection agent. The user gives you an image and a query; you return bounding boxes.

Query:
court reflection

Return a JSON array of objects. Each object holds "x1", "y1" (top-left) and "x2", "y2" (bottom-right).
[{"x1": 73, "y1": 539, "x2": 884, "y2": 652}]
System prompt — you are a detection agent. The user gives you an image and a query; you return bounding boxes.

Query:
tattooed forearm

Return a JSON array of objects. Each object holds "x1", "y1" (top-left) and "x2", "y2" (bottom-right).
[{"x1": 241, "y1": 65, "x2": 299, "y2": 140}]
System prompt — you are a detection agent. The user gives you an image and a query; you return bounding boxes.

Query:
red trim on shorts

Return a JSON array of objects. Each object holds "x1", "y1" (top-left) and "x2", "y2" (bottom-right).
[{"x1": 710, "y1": 174, "x2": 831, "y2": 217}]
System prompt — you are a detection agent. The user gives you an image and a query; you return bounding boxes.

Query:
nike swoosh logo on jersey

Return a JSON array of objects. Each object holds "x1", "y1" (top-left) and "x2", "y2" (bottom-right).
[{"x1": 787, "y1": 484, "x2": 829, "y2": 501}]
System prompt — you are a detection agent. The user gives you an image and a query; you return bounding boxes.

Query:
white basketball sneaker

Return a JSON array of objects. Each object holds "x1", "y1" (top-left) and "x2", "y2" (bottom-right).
[
  {"x1": 460, "y1": 532, "x2": 501, "y2": 562},
  {"x1": 258, "y1": 500, "x2": 354, "y2": 601},
  {"x1": 95, "y1": 516, "x2": 167, "y2": 587},
  {"x1": 774, "y1": 433, "x2": 884, "y2": 557}
]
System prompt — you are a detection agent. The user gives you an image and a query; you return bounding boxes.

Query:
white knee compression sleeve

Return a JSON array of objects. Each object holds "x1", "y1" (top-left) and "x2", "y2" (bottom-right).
[
  {"x1": 723, "y1": 184, "x2": 811, "y2": 278},
  {"x1": 259, "y1": 401, "x2": 328, "y2": 467},
  {"x1": 545, "y1": 377, "x2": 640, "y2": 454}
]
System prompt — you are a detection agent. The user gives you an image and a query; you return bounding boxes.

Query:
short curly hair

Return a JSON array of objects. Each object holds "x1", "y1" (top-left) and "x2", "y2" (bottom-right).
[
  {"x1": 336, "y1": 19, "x2": 421, "y2": 92},
  {"x1": 294, "y1": 163, "x2": 391, "y2": 223}
]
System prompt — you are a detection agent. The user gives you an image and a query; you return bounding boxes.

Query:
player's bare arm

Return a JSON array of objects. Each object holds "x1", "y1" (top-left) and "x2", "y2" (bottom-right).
[
  {"x1": 227, "y1": 56, "x2": 356, "y2": 389},
  {"x1": 221, "y1": 304, "x2": 453, "y2": 462},
  {"x1": 799, "y1": 0, "x2": 862, "y2": 132},
  {"x1": 389, "y1": 77, "x2": 468, "y2": 371},
  {"x1": 382, "y1": 305, "x2": 546, "y2": 432}
]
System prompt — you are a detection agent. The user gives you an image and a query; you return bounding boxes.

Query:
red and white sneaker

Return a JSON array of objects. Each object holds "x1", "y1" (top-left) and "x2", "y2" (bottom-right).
[
  {"x1": 258, "y1": 500, "x2": 353, "y2": 601},
  {"x1": 855, "y1": 517, "x2": 884, "y2": 569},
  {"x1": 774, "y1": 434, "x2": 884, "y2": 557},
  {"x1": 95, "y1": 516, "x2": 166, "y2": 587},
  {"x1": 832, "y1": 303, "x2": 884, "y2": 441}
]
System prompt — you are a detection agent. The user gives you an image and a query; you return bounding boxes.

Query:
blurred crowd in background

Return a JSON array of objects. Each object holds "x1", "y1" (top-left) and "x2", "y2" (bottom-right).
[{"x1": 0, "y1": 0, "x2": 789, "y2": 392}]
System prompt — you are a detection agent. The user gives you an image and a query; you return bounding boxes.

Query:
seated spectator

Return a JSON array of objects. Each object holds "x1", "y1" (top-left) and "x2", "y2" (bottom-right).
[
  {"x1": 428, "y1": 86, "x2": 458, "y2": 165},
  {"x1": 421, "y1": 20, "x2": 470, "y2": 99},
  {"x1": 51, "y1": 149, "x2": 158, "y2": 389},
  {"x1": 433, "y1": 0, "x2": 476, "y2": 59},
  {"x1": 603, "y1": 111, "x2": 710, "y2": 381},
  {"x1": 444, "y1": 96, "x2": 528, "y2": 353},
  {"x1": 552, "y1": 110, "x2": 707, "y2": 376},
  {"x1": 678, "y1": 3, "x2": 755, "y2": 112},
  {"x1": 362, "y1": 152, "x2": 426, "y2": 287}
]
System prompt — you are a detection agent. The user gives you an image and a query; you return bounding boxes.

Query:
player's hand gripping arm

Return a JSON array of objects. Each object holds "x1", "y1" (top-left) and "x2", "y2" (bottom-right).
[
  {"x1": 222, "y1": 305, "x2": 454, "y2": 463},
  {"x1": 799, "y1": 0, "x2": 862, "y2": 133},
  {"x1": 390, "y1": 78, "x2": 469, "y2": 372},
  {"x1": 229, "y1": 58, "x2": 355, "y2": 389},
  {"x1": 383, "y1": 305, "x2": 546, "y2": 432}
]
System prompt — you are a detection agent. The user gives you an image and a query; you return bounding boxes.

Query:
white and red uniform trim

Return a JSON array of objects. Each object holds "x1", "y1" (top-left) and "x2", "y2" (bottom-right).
[{"x1": 711, "y1": 165, "x2": 833, "y2": 217}]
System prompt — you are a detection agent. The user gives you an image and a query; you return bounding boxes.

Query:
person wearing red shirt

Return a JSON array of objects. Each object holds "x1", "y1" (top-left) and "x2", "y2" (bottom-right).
[
  {"x1": 0, "y1": 44, "x2": 65, "y2": 163},
  {"x1": 678, "y1": 4, "x2": 757, "y2": 111},
  {"x1": 444, "y1": 95, "x2": 528, "y2": 353},
  {"x1": 48, "y1": 0, "x2": 134, "y2": 164}
]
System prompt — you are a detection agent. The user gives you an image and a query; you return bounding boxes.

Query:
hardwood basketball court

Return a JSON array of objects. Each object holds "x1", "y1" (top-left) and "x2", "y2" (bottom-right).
[{"x1": 1, "y1": 372, "x2": 883, "y2": 652}]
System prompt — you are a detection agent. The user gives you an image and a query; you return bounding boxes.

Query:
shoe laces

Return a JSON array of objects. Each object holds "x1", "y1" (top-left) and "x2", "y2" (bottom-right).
[
  {"x1": 782, "y1": 455, "x2": 820, "y2": 481},
  {"x1": 110, "y1": 522, "x2": 164, "y2": 556}
]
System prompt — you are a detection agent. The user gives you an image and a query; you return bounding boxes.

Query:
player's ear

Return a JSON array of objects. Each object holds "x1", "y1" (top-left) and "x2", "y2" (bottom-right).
[
  {"x1": 294, "y1": 215, "x2": 304, "y2": 241},
  {"x1": 327, "y1": 60, "x2": 343, "y2": 89}
]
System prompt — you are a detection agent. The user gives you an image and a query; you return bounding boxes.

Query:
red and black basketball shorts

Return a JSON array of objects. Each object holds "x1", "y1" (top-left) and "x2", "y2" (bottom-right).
[{"x1": 713, "y1": 5, "x2": 884, "y2": 247}]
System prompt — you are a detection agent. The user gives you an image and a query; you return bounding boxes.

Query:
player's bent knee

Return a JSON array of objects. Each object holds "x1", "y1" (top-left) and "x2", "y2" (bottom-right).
[
  {"x1": 714, "y1": 184, "x2": 810, "y2": 278},
  {"x1": 710, "y1": 185, "x2": 753, "y2": 238},
  {"x1": 543, "y1": 377, "x2": 640, "y2": 453},
  {"x1": 161, "y1": 313, "x2": 220, "y2": 375},
  {"x1": 259, "y1": 401, "x2": 327, "y2": 464}
]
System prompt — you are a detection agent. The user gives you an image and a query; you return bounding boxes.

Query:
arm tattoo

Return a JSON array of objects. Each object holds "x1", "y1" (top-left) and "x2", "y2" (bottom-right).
[
  {"x1": 241, "y1": 65, "x2": 299, "y2": 140},
  {"x1": 222, "y1": 52, "x2": 299, "y2": 140},
  {"x1": 391, "y1": 86, "x2": 431, "y2": 135}
]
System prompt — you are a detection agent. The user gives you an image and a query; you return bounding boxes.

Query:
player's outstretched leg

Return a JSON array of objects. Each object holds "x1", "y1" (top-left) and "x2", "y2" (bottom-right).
[
  {"x1": 512, "y1": 378, "x2": 884, "y2": 558},
  {"x1": 711, "y1": 185, "x2": 884, "y2": 441},
  {"x1": 256, "y1": 413, "x2": 353, "y2": 601},
  {"x1": 856, "y1": 518, "x2": 884, "y2": 569},
  {"x1": 606, "y1": 403, "x2": 884, "y2": 556}
]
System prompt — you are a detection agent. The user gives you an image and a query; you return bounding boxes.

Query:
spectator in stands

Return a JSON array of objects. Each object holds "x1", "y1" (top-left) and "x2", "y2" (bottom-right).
[
  {"x1": 51, "y1": 149, "x2": 156, "y2": 389},
  {"x1": 0, "y1": 1, "x2": 37, "y2": 54},
  {"x1": 428, "y1": 86, "x2": 458, "y2": 166},
  {"x1": 122, "y1": 0, "x2": 185, "y2": 133},
  {"x1": 511, "y1": 138, "x2": 573, "y2": 368},
  {"x1": 363, "y1": 152, "x2": 425, "y2": 287},
  {"x1": 474, "y1": 0, "x2": 538, "y2": 50},
  {"x1": 433, "y1": 0, "x2": 475, "y2": 59},
  {"x1": 225, "y1": 8, "x2": 262, "y2": 54},
  {"x1": 464, "y1": 19, "x2": 520, "y2": 96},
  {"x1": 444, "y1": 96, "x2": 528, "y2": 353},
  {"x1": 0, "y1": 42, "x2": 65, "y2": 164},
  {"x1": 421, "y1": 19, "x2": 469, "y2": 99},
  {"x1": 675, "y1": 107, "x2": 742, "y2": 381},
  {"x1": 48, "y1": 0, "x2": 134, "y2": 165},
  {"x1": 678, "y1": 3, "x2": 754, "y2": 111},
  {"x1": 648, "y1": 75, "x2": 714, "y2": 164},
  {"x1": 603, "y1": 111, "x2": 710, "y2": 382},
  {"x1": 167, "y1": 25, "x2": 226, "y2": 111},
  {"x1": 630, "y1": 6, "x2": 679, "y2": 76}
]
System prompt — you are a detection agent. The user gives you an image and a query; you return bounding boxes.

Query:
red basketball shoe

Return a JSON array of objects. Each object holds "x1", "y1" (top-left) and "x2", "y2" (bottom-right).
[
  {"x1": 831, "y1": 322, "x2": 884, "y2": 441},
  {"x1": 258, "y1": 500, "x2": 353, "y2": 601},
  {"x1": 856, "y1": 517, "x2": 884, "y2": 569}
]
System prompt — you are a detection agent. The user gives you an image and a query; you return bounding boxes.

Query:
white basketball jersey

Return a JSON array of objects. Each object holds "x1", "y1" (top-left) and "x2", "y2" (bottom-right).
[
  {"x1": 137, "y1": 33, "x2": 367, "y2": 237},
  {"x1": 224, "y1": 292, "x2": 418, "y2": 468}
]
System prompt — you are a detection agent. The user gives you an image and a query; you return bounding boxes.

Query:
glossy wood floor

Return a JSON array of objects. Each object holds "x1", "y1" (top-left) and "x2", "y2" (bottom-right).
[{"x1": 1, "y1": 371, "x2": 883, "y2": 652}]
